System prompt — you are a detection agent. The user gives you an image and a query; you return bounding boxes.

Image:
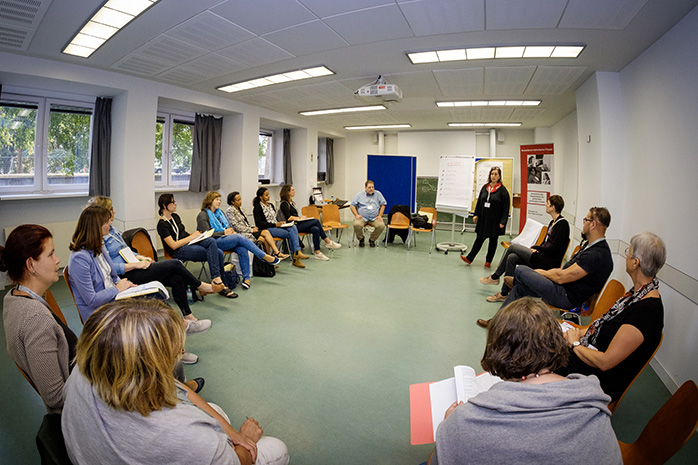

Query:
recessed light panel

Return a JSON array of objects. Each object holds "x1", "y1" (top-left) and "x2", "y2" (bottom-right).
[{"x1": 407, "y1": 44, "x2": 584, "y2": 64}]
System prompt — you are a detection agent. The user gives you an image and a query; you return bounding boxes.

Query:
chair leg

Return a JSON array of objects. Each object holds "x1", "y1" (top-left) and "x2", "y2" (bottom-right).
[{"x1": 429, "y1": 230, "x2": 435, "y2": 254}]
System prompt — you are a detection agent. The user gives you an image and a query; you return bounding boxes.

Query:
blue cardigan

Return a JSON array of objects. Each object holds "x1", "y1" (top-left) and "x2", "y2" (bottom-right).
[{"x1": 67, "y1": 247, "x2": 120, "y2": 322}]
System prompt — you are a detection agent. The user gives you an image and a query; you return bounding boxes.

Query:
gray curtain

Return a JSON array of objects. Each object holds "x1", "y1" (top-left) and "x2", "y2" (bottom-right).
[
  {"x1": 283, "y1": 128, "x2": 292, "y2": 184},
  {"x1": 326, "y1": 138, "x2": 334, "y2": 185},
  {"x1": 189, "y1": 113, "x2": 222, "y2": 192},
  {"x1": 88, "y1": 97, "x2": 112, "y2": 196}
]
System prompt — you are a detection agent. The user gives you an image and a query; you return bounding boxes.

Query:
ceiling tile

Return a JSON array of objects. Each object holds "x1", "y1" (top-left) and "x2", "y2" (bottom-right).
[
  {"x1": 526, "y1": 66, "x2": 586, "y2": 94},
  {"x1": 448, "y1": 108, "x2": 483, "y2": 120},
  {"x1": 298, "y1": 0, "x2": 392, "y2": 18},
  {"x1": 164, "y1": 12, "x2": 255, "y2": 51},
  {"x1": 156, "y1": 54, "x2": 246, "y2": 85},
  {"x1": 511, "y1": 107, "x2": 547, "y2": 120},
  {"x1": 323, "y1": 4, "x2": 414, "y2": 45},
  {"x1": 123, "y1": 35, "x2": 208, "y2": 70},
  {"x1": 400, "y1": 0, "x2": 485, "y2": 36},
  {"x1": 485, "y1": 0, "x2": 567, "y2": 30},
  {"x1": 0, "y1": 24, "x2": 35, "y2": 51},
  {"x1": 217, "y1": 38, "x2": 294, "y2": 68},
  {"x1": 264, "y1": 20, "x2": 347, "y2": 56},
  {"x1": 111, "y1": 54, "x2": 173, "y2": 77},
  {"x1": 433, "y1": 68, "x2": 485, "y2": 96},
  {"x1": 0, "y1": 0, "x2": 52, "y2": 29},
  {"x1": 211, "y1": 0, "x2": 316, "y2": 35},
  {"x1": 559, "y1": 0, "x2": 649, "y2": 30},
  {"x1": 484, "y1": 66, "x2": 536, "y2": 94},
  {"x1": 481, "y1": 107, "x2": 515, "y2": 120}
]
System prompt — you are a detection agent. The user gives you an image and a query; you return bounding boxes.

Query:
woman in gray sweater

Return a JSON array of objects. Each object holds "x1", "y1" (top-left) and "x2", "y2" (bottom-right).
[{"x1": 1, "y1": 224, "x2": 77, "y2": 413}]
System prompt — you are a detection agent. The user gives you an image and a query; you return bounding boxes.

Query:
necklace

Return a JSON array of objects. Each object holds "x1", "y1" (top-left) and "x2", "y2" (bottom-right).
[{"x1": 521, "y1": 369, "x2": 551, "y2": 381}]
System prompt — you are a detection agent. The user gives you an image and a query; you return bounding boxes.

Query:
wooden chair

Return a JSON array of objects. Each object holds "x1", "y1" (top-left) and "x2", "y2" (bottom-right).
[
  {"x1": 501, "y1": 225, "x2": 548, "y2": 249},
  {"x1": 302, "y1": 205, "x2": 332, "y2": 232},
  {"x1": 560, "y1": 279, "x2": 626, "y2": 328},
  {"x1": 609, "y1": 333, "x2": 663, "y2": 413},
  {"x1": 62, "y1": 266, "x2": 83, "y2": 325},
  {"x1": 321, "y1": 204, "x2": 349, "y2": 246},
  {"x1": 407, "y1": 207, "x2": 437, "y2": 253},
  {"x1": 124, "y1": 228, "x2": 157, "y2": 261},
  {"x1": 383, "y1": 211, "x2": 411, "y2": 248},
  {"x1": 163, "y1": 244, "x2": 209, "y2": 280},
  {"x1": 618, "y1": 379, "x2": 698, "y2": 465}
]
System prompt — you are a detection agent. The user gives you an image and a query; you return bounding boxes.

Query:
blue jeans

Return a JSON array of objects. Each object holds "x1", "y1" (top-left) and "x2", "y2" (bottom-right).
[
  {"x1": 295, "y1": 218, "x2": 327, "y2": 250},
  {"x1": 214, "y1": 234, "x2": 266, "y2": 281},
  {"x1": 500, "y1": 265, "x2": 573, "y2": 309},
  {"x1": 266, "y1": 225, "x2": 301, "y2": 254},
  {"x1": 173, "y1": 237, "x2": 235, "y2": 289}
]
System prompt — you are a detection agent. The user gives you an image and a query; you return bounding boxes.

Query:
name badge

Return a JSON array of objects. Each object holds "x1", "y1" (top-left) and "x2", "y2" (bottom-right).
[
  {"x1": 367, "y1": 204, "x2": 374, "y2": 210},
  {"x1": 484, "y1": 202, "x2": 491, "y2": 208}
]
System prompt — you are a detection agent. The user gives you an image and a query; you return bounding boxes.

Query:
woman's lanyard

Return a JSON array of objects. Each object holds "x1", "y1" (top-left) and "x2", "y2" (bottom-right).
[
  {"x1": 16, "y1": 284, "x2": 51, "y2": 310},
  {"x1": 167, "y1": 216, "x2": 179, "y2": 239},
  {"x1": 107, "y1": 229, "x2": 127, "y2": 248}
]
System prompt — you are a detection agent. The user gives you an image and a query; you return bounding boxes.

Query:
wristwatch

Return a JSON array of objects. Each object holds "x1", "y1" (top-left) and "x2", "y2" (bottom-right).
[{"x1": 572, "y1": 341, "x2": 581, "y2": 348}]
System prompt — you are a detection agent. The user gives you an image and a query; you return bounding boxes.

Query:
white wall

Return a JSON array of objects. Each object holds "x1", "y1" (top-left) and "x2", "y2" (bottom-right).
[
  {"x1": 396, "y1": 131, "x2": 476, "y2": 176},
  {"x1": 551, "y1": 112, "x2": 579, "y2": 224}
]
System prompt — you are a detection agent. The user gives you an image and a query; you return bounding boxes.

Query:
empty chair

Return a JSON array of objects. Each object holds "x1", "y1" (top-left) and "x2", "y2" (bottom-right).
[
  {"x1": 617, "y1": 379, "x2": 698, "y2": 465},
  {"x1": 322, "y1": 204, "x2": 349, "y2": 246}
]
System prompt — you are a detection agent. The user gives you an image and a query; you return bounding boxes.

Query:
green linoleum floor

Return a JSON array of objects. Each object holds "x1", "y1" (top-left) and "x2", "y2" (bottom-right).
[{"x1": 1, "y1": 229, "x2": 696, "y2": 464}]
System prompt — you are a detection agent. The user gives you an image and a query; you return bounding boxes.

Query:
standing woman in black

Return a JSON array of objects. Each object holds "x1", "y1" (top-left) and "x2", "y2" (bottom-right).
[{"x1": 461, "y1": 166, "x2": 510, "y2": 268}]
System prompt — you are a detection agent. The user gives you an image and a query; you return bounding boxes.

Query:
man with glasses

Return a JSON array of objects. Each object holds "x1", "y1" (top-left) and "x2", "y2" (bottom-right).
[{"x1": 477, "y1": 207, "x2": 613, "y2": 328}]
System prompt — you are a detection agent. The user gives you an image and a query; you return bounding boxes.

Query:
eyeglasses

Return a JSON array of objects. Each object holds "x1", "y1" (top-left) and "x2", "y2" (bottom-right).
[{"x1": 583, "y1": 217, "x2": 593, "y2": 223}]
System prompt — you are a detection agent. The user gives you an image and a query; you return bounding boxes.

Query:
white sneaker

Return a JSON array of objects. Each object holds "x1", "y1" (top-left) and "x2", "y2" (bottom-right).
[
  {"x1": 181, "y1": 352, "x2": 198, "y2": 364},
  {"x1": 326, "y1": 241, "x2": 342, "y2": 249},
  {"x1": 314, "y1": 251, "x2": 330, "y2": 261},
  {"x1": 186, "y1": 319, "x2": 212, "y2": 335}
]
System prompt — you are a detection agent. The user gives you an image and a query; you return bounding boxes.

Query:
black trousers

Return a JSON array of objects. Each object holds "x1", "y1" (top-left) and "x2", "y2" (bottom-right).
[
  {"x1": 124, "y1": 259, "x2": 200, "y2": 317},
  {"x1": 466, "y1": 234, "x2": 499, "y2": 263}
]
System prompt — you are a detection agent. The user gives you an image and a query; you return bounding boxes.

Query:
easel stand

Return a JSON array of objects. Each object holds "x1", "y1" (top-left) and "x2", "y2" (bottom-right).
[{"x1": 436, "y1": 219, "x2": 467, "y2": 255}]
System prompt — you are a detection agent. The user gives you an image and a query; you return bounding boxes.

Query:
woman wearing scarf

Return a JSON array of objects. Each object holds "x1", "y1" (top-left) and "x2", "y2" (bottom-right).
[
  {"x1": 196, "y1": 192, "x2": 281, "y2": 290},
  {"x1": 559, "y1": 232, "x2": 665, "y2": 402},
  {"x1": 461, "y1": 166, "x2": 510, "y2": 268}
]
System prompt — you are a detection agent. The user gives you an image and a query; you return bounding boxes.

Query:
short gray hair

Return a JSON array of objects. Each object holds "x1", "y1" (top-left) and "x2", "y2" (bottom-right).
[{"x1": 630, "y1": 232, "x2": 666, "y2": 277}]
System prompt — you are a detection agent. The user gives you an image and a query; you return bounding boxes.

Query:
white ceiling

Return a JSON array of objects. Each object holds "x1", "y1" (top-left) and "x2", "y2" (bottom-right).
[{"x1": 1, "y1": 0, "x2": 697, "y2": 132}]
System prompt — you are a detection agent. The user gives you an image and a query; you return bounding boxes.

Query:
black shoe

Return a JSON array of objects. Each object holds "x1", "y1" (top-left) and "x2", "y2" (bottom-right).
[
  {"x1": 369, "y1": 240, "x2": 376, "y2": 248},
  {"x1": 192, "y1": 377, "x2": 205, "y2": 393},
  {"x1": 220, "y1": 288, "x2": 238, "y2": 299},
  {"x1": 359, "y1": 238, "x2": 365, "y2": 247},
  {"x1": 476, "y1": 318, "x2": 491, "y2": 329}
]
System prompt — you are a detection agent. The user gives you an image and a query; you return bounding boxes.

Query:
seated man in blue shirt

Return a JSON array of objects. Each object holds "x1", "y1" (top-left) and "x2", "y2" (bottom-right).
[{"x1": 350, "y1": 180, "x2": 387, "y2": 247}]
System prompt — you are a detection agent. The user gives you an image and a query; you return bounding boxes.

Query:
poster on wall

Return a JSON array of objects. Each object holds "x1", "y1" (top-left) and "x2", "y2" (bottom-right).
[{"x1": 520, "y1": 144, "x2": 554, "y2": 231}]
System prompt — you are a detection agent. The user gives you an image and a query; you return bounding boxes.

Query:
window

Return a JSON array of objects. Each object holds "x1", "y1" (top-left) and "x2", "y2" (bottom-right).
[
  {"x1": 317, "y1": 137, "x2": 327, "y2": 182},
  {"x1": 155, "y1": 112, "x2": 193, "y2": 188},
  {"x1": 0, "y1": 94, "x2": 93, "y2": 195},
  {"x1": 258, "y1": 132, "x2": 273, "y2": 181}
]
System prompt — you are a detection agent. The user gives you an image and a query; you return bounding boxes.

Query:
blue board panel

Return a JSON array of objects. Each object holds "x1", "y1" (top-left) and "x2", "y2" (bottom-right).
[{"x1": 367, "y1": 155, "x2": 416, "y2": 214}]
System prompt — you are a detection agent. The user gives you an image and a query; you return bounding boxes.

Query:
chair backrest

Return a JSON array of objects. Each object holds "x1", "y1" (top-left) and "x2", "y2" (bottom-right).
[
  {"x1": 322, "y1": 204, "x2": 341, "y2": 224},
  {"x1": 44, "y1": 289, "x2": 68, "y2": 326},
  {"x1": 587, "y1": 279, "x2": 626, "y2": 324},
  {"x1": 417, "y1": 207, "x2": 438, "y2": 228},
  {"x1": 127, "y1": 229, "x2": 157, "y2": 262},
  {"x1": 62, "y1": 266, "x2": 84, "y2": 325},
  {"x1": 302, "y1": 205, "x2": 320, "y2": 220},
  {"x1": 535, "y1": 225, "x2": 549, "y2": 246},
  {"x1": 17, "y1": 364, "x2": 38, "y2": 392},
  {"x1": 389, "y1": 211, "x2": 411, "y2": 227},
  {"x1": 619, "y1": 379, "x2": 698, "y2": 465}
]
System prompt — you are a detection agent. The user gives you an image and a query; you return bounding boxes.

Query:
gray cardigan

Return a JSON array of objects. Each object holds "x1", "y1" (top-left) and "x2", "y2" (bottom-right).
[{"x1": 3, "y1": 291, "x2": 72, "y2": 413}]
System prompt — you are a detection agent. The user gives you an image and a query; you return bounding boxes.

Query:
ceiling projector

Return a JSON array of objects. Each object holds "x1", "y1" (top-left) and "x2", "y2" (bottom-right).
[{"x1": 355, "y1": 75, "x2": 402, "y2": 102}]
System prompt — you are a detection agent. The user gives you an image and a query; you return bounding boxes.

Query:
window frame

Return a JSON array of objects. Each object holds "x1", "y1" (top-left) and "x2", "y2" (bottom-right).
[
  {"x1": 0, "y1": 92, "x2": 95, "y2": 196},
  {"x1": 258, "y1": 130, "x2": 273, "y2": 181},
  {"x1": 155, "y1": 111, "x2": 194, "y2": 190}
]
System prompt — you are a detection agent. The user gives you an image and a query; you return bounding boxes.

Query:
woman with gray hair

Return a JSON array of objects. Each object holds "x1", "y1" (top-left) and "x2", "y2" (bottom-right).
[{"x1": 560, "y1": 231, "x2": 666, "y2": 401}]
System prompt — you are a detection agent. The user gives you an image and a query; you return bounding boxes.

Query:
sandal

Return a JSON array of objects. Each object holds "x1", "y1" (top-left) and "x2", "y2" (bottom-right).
[
  {"x1": 219, "y1": 288, "x2": 238, "y2": 299},
  {"x1": 275, "y1": 252, "x2": 290, "y2": 260}
]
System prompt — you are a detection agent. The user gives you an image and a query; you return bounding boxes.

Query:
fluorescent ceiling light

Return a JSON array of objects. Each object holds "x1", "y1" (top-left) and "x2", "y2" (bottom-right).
[
  {"x1": 217, "y1": 66, "x2": 334, "y2": 93},
  {"x1": 407, "y1": 44, "x2": 584, "y2": 64},
  {"x1": 448, "y1": 122, "x2": 522, "y2": 127},
  {"x1": 344, "y1": 124, "x2": 411, "y2": 130},
  {"x1": 436, "y1": 100, "x2": 541, "y2": 107},
  {"x1": 300, "y1": 105, "x2": 386, "y2": 116},
  {"x1": 63, "y1": 0, "x2": 158, "y2": 58}
]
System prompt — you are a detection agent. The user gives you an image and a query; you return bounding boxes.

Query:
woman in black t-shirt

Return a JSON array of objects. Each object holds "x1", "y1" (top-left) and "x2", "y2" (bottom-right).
[{"x1": 560, "y1": 232, "x2": 666, "y2": 402}]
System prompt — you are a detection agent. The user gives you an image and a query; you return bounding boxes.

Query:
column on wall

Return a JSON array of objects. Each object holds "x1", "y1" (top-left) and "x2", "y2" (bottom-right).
[
  {"x1": 289, "y1": 127, "x2": 315, "y2": 202},
  {"x1": 110, "y1": 88, "x2": 158, "y2": 231},
  {"x1": 220, "y1": 111, "x2": 259, "y2": 205},
  {"x1": 575, "y1": 71, "x2": 628, "y2": 241}
]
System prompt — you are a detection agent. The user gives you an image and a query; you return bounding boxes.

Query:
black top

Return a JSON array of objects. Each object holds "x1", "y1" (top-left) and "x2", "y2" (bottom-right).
[
  {"x1": 530, "y1": 216, "x2": 570, "y2": 270},
  {"x1": 473, "y1": 184, "x2": 510, "y2": 239},
  {"x1": 562, "y1": 239, "x2": 613, "y2": 307},
  {"x1": 279, "y1": 200, "x2": 299, "y2": 222},
  {"x1": 252, "y1": 203, "x2": 277, "y2": 230},
  {"x1": 156, "y1": 213, "x2": 189, "y2": 256},
  {"x1": 560, "y1": 297, "x2": 663, "y2": 401}
]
